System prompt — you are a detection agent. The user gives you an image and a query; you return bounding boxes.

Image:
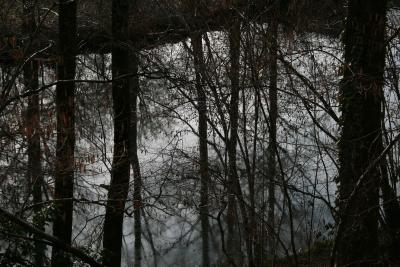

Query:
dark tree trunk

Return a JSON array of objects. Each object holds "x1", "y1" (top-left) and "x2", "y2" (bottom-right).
[
  {"x1": 25, "y1": 62, "x2": 45, "y2": 267},
  {"x1": 102, "y1": 0, "x2": 131, "y2": 266},
  {"x1": 336, "y1": 0, "x2": 387, "y2": 266},
  {"x1": 22, "y1": 1, "x2": 45, "y2": 266},
  {"x1": 266, "y1": 9, "x2": 278, "y2": 266},
  {"x1": 226, "y1": 19, "x2": 254, "y2": 267},
  {"x1": 191, "y1": 33, "x2": 210, "y2": 267},
  {"x1": 51, "y1": 0, "x2": 77, "y2": 266},
  {"x1": 226, "y1": 18, "x2": 242, "y2": 266},
  {"x1": 130, "y1": 54, "x2": 142, "y2": 267}
]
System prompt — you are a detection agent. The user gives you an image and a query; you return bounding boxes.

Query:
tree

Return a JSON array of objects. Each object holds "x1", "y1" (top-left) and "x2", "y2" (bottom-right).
[
  {"x1": 22, "y1": 0, "x2": 45, "y2": 266},
  {"x1": 51, "y1": 0, "x2": 77, "y2": 266},
  {"x1": 336, "y1": 0, "x2": 388, "y2": 265},
  {"x1": 266, "y1": 4, "x2": 279, "y2": 265},
  {"x1": 102, "y1": 0, "x2": 131, "y2": 265},
  {"x1": 2, "y1": 1, "x2": 400, "y2": 266},
  {"x1": 226, "y1": 16, "x2": 254, "y2": 267},
  {"x1": 191, "y1": 33, "x2": 210, "y2": 267},
  {"x1": 130, "y1": 53, "x2": 143, "y2": 267},
  {"x1": 226, "y1": 17, "x2": 242, "y2": 266}
]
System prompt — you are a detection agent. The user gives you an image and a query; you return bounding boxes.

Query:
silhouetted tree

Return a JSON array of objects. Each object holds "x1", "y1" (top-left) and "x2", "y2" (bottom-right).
[
  {"x1": 336, "y1": 0, "x2": 388, "y2": 265},
  {"x1": 51, "y1": 0, "x2": 77, "y2": 266},
  {"x1": 102, "y1": 0, "x2": 131, "y2": 265}
]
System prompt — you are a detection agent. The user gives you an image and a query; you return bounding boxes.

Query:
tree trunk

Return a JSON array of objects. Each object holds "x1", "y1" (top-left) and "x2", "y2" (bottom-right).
[
  {"x1": 226, "y1": 18, "x2": 242, "y2": 266},
  {"x1": 22, "y1": 1, "x2": 45, "y2": 266},
  {"x1": 51, "y1": 0, "x2": 77, "y2": 266},
  {"x1": 266, "y1": 11, "x2": 278, "y2": 266},
  {"x1": 102, "y1": 0, "x2": 131, "y2": 266},
  {"x1": 226, "y1": 19, "x2": 254, "y2": 267},
  {"x1": 336, "y1": 0, "x2": 387, "y2": 265},
  {"x1": 25, "y1": 62, "x2": 45, "y2": 267},
  {"x1": 191, "y1": 33, "x2": 210, "y2": 267},
  {"x1": 130, "y1": 54, "x2": 142, "y2": 267}
]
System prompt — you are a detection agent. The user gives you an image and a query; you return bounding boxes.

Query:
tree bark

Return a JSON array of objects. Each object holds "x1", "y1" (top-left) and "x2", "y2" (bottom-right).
[
  {"x1": 336, "y1": 0, "x2": 387, "y2": 266},
  {"x1": 25, "y1": 61, "x2": 46, "y2": 267},
  {"x1": 22, "y1": 1, "x2": 45, "y2": 266},
  {"x1": 102, "y1": 0, "x2": 131, "y2": 266},
  {"x1": 130, "y1": 54, "x2": 142, "y2": 267},
  {"x1": 266, "y1": 9, "x2": 278, "y2": 266},
  {"x1": 51, "y1": 0, "x2": 77, "y2": 266},
  {"x1": 226, "y1": 18, "x2": 242, "y2": 266},
  {"x1": 226, "y1": 19, "x2": 254, "y2": 267},
  {"x1": 191, "y1": 33, "x2": 210, "y2": 267}
]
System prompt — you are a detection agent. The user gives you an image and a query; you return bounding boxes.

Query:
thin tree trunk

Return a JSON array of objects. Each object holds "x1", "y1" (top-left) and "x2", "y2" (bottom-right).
[
  {"x1": 380, "y1": 104, "x2": 400, "y2": 266},
  {"x1": 226, "y1": 19, "x2": 254, "y2": 267},
  {"x1": 226, "y1": 18, "x2": 241, "y2": 266},
  {"x1": 253, "y1": 92, "x2": 263, "y2": 267},
  {"x1": 380, "y1": 151, "x2": 400, "y2": 266},
  {"x1": 142, "y1": 208, "x2": 158, "y2": 267},
  {"x1": 267, "y1": 12, "x2": 278, "y2": 266},
  {"x1": 102, "y1": 0, "x2": 131, "y2": 266},
  {"x1": 245, "y1": 30, "x2": 263, "y2": 267},
  {"x1": 336, "y1": 0, "x2": 387, "y2": 265},
  {"x1": 22, "y1": 1, "x2": 45, "y2": 266},
  {"x1": 191, "y1": 33, "x2": 210, "y2": 267},
  {"x1": 51, "y1": 0, "x2": 77, "y2": 266},
  {"x1": 25, "y1": 62, "x2": 45, "y2": 267},
  {"x1": 130, "y1": 54, "x2": 142, "y2": 267}
]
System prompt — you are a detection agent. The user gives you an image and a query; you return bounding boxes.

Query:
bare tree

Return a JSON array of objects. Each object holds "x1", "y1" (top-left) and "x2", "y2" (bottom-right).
[
  {"x1": 191, "y1": 32, "x2": 210, "y2": 267},
  {"x1": 102, "y1": 0, "x2": 131, "y2": 266},
  {"x1": 130, "y1": 53, "x2": 143, "y2": 267},
  {"x1": 266, "y1": 3, "x2": 279, "y2": 265},
  {"x1": 22, "y1": 0, "x2": 46, "y2": 266},
  {"x1": 226, "y1": 17, "x2": 242, "y2": 266},
  {"x1": 51, "y1": 0, "x2": 77, "y2": 266}
]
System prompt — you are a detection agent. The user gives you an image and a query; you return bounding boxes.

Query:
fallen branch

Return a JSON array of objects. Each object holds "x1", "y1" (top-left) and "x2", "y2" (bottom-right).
[{"x1": 0, "y1": 207, "x2": 103, "y2": 267}]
